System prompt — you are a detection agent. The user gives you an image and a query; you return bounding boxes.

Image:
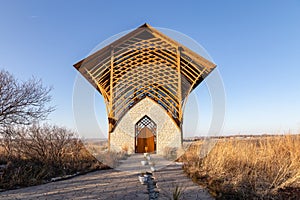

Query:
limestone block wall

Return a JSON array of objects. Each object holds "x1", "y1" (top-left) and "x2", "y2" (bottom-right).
[{"x1": 110, "y1": 97, "x2": 182, "y2": 154}]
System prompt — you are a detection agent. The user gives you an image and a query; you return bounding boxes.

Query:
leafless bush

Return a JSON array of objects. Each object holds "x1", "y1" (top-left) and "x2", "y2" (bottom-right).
[
  {"x1": 83, "y1": 140, "x2": 129, "y2": 168},
  {"x1": 0, "y1": 69, "x2": 107, "y2": 190},
  {"x1": 15, "y1": 124, "x2": 79, "y2": 164},
  {"x1": 163, "y1": 147, "x2": 178, "y2": 160},
  {"x1": 0, "y1": 69, "x2": 54, "y2": 131},
  {"x1": 93, "y1": 150, "x2": 129, "y2": 168},
  {"x1": 0, "y1": 124, "x2": 106, "y2": 190}
]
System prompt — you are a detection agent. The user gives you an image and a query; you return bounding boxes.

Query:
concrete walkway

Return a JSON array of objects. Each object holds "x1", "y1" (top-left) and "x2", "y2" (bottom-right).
[
  {"x1": 0, "y1": 154, "x2": 213, "y2": 200},
  {"x1": 154, "y1": 164, "x2": 212, "y2": 199},
  {"x1": 115, "y1": 154, "x2": 173, "y2": 173}
]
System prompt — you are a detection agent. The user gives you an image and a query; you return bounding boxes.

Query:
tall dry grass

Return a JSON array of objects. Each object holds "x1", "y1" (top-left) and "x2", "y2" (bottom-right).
[
  {"x1": 84, "y1": 141, "x2": 129, "y2": 168},
  {"x1": 179, "y1": 135, "x2": 300, "y2": 199}
]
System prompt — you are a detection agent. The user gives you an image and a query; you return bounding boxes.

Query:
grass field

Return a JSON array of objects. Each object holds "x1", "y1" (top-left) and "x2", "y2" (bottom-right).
[
  {"x1": 2, "y1": 131, "x2": 300, "y2": 199},
  {"x1": 0, "y1": 136, "x2": 128, "y2": 191},
  {"x1": 179, "y1": 134, "x2": 300, "y2": 199}
]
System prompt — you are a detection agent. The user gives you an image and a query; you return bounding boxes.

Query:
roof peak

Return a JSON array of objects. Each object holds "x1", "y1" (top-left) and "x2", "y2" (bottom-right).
[{"x1": 139, "y1": 23, "x2": 151, "y2": 28}]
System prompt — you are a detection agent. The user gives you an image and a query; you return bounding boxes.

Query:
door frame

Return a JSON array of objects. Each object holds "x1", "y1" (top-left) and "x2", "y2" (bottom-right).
[{"x1": 135, "y1": 115, "x2": 157, "y2": 153}]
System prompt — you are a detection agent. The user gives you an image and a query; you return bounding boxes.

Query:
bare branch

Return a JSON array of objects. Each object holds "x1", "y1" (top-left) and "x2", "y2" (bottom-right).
[{"x1": 0, "y1": 69, "x2": 54, "y2": 131}]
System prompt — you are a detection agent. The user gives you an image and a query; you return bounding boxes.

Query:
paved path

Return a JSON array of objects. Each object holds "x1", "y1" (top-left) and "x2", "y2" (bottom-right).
[
  {"x1": 115, "y1": 154, "x2": 173, "y2": 173},
  {"x1": 154, "y1": 164, "x2": 212, "y2": 200},
  {"x1": 0, "y1": 154, "x2": 213, "y2": 200}
]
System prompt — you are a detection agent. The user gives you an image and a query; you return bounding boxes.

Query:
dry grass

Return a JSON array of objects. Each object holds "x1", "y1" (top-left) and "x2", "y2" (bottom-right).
[
  {"x1": 84, "y1": 140, "x2": 129, "y2": 168},
  {"x1": 0, "y1": 125, "x2": 110, "y2": 191},
  {"x1": 0, "y1": 136, "x2": 128, "y2": 191},
  {"x1": 0, "y1": 141, "x2": 108, "y2": 191},
  {"x1": 179, "y1": 135, "x2": 300, "y2": 199}
]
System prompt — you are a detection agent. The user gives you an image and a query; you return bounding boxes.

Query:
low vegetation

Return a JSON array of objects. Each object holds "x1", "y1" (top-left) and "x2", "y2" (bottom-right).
[
  {"x1": 179, "y1": 135, "x2": 300, "y2": 199},
  {"x1": 0, "y1": 124, "x2": 108, "y2": 190},
  {"x1": 84, "y1": 140, "x2": 129, "y2": 168},
  {"x1": 1, "y1": 69, "x2": 299, "y2": 199},
  {"x1": 0, "y1": 69, "x2": 129, "y2": 191}
]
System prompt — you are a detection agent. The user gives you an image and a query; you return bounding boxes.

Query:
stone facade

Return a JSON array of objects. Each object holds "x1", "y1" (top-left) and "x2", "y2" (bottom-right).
[{"x1": 110, "y1": 97, "x2": 182, "y2": 154}]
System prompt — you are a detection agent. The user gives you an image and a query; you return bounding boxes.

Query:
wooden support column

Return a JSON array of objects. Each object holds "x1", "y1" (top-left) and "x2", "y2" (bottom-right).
[
  {"x1": 108, "y1": 46, "x2": 114, "y2": 151},
  {"x1": 177, "y1": 46, "x2": 182, "y2": 122},
  {"x1": 177, "y1": 46, "x2": 183, "y2": 146}
]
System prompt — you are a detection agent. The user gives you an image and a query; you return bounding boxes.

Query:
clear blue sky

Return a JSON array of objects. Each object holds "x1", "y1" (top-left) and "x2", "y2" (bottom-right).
[{"x1": 0, "y1": 0, "x2": 299, "y2": 137}]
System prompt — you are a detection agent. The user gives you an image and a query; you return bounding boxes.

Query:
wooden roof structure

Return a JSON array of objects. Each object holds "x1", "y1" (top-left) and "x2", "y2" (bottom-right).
[{"x1": 74, "y1": 23, "x2": 216, "y2": 134}]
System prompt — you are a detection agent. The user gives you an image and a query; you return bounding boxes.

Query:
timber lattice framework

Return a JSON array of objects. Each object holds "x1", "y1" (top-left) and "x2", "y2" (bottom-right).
[{"x1": 74, "y1": 23, "x2": 216, "y2": 134}]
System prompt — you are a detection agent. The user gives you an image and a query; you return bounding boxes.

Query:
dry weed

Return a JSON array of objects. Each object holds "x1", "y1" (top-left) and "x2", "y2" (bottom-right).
[{"x1": 179, "y1": 135, "x2": 300, "y2": 199}]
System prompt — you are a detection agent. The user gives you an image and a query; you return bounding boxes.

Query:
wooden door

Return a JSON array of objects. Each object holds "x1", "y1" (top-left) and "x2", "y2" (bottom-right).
[{"x1": 136, "y1": 127, "x2": 155, "y2": 153}]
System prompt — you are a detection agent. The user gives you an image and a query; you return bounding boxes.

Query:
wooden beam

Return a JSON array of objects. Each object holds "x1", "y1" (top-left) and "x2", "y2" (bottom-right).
[
  {"x1": 108, "y1": 46, "x2": 114, "y2": 151},
  {"x1": 85, "y1": 69, "x2": 109, "y2": 102},
  {"x1": 177, "y1": 46, "x2": 182, "y2": 122}
]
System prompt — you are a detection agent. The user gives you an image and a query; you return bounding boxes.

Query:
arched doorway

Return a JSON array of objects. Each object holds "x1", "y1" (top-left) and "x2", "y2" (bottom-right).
[{"x1": 135, "y1": 115, "x2": 157, "y2": 153}]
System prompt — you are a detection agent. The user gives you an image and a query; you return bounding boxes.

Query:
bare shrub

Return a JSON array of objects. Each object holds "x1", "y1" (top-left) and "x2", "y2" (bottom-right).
[
  {"x1": 94, "y1": 150, "x2": 129, "y2": 168},
  {"x1": 0, "y1": 69, "x2": 54, "y2": 129},
  {"x1": 0, "y1": 69, "x2": 107, "y2": 190},
  {"x1": 163, "y1": 147, "x2": 178, "y2": 160},
  {"x1": 15, "y1": 124, "x2": 77, "y2": 165},
  {"x1": 84, "y1": 141, "x2": 129, "y2": 168},
  {"x1": 0, "y1": 124, "x2": 106, "y2": 190}
]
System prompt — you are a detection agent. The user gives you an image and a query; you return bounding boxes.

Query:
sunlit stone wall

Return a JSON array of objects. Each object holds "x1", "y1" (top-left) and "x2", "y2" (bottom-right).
[{"x1": 110, "y1": 97, "x2": 181, "y2": 154}]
